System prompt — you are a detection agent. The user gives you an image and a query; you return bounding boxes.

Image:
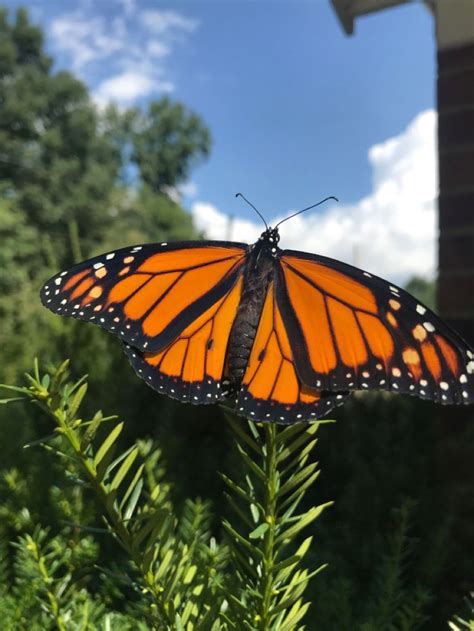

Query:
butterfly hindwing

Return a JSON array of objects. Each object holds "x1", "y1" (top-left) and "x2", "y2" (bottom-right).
[
  {"x1": 278, "y1": 250, "x2": 474, "y2": 405},
  {"x1": 123, "y1": 274, "x2": 244, "y2": 404},
  {"x1": 236, "y1": 281, "x2": 349, "y2": 423},
  {"x1": 40, "y1": 241, "x2": 247, "y2": 353}
]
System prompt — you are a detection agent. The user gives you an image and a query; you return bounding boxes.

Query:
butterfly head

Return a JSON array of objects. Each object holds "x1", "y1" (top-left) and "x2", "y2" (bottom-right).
[{"x1": 259, "y1": 227, "x2": 280, "y2": 257}]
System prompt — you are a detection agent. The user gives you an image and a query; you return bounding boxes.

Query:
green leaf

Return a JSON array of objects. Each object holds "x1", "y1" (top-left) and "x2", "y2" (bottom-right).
[
  {"x1": 109, "y1": 447, "x2": 138, "y2": 492},
  {"x1": 277, "y1": 462, "x2": 319, "y2": 498},
  {"x1": 66, "y1": 383, "x2": 87, "y2": 421},
  {"x1": 249, "y1": 523, "x2": 269, "y2": 540},
  {"x1": 93, "y1": 422, "x2": 124, "y2": 469},
  {"x1": 276, "y1": 502, "x2": 333, "y2": 544}
]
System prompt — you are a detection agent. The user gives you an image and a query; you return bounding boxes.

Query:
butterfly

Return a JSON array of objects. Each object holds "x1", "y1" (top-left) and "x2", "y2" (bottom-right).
[{"x1": 40, "y1": 198, "x2": 473, "y2": 424}]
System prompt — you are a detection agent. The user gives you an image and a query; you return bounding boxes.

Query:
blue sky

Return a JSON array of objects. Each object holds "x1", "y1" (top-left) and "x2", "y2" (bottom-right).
[{"x1": 5, "y1": 0, "x2": 437, "y2": 282}]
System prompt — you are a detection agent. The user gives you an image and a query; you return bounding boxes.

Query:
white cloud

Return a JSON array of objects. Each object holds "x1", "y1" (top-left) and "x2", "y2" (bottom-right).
[
  {"x1": 192, "y1": 110, "x2": 438, "y2": 285},
  {"x1": 48, "y1": 5, "x2": 198, "y2": 106},
  {"x1": 140, "y1": 9, "x2": 199, "y2": 35},
  {"x1": 94, "y1": 71, "x2": 173, "y2": 106}
]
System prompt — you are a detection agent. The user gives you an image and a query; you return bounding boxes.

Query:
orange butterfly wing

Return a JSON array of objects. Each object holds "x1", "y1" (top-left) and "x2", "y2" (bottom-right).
[
  {"x1": 236, "y1": 281, "x2": 349, "y2": 423},
  {"x1": 41, "y1": 242, "x2": 246, "y2": 353},
  {"x1": 277, "y1": 251, "x2": 474, "y2": 405},
  {"x1": 124, "y1": 275, "x2": 243, "y2": 403}
]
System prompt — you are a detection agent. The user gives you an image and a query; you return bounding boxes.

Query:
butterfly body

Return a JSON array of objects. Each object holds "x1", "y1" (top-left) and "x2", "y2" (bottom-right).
[{"x1": 41, "y1": 227, "x2": 473, "y2": 424}]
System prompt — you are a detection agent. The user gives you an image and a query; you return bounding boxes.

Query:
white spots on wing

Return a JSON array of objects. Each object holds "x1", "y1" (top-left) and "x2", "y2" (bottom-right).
[
  {"x1": 440, "y1": 381, "x2": 449, "y2": 391},
  {"x1": 106, "y1": 253, "x2": 115, "y2": 260},
  {"x1": 376, "y1": 363, "x2": 383, "y2": 370},
  {"x1": 409, "y1": 384, "x2": 415, "y2": 390},
  {"x1": 161, "y1": 243, "x2": 167, "y2": 246},
  {"x1": 363, "y1": 272, "x2": 372, "y2": 278},
  {"x1": 100, "y1": 318, "x2": 105, "y2": 323},
  {"x1": 346, "y1": 372, "x2": 352, "y2": 378},
  {"x1": 54, "y1": 289, "x2": 60, "y2": 295},
  {"x1": 393, "y1": 383, "x2": 399, "y2": 389},
  {"x1": 132, "y1": 246, "x2": 143, "y2": 252},
  {"x1": 467, "y1": 361, "x2": 474, "y2": 374},
  {"x1": 423, "y1": 322, "x2": 435, "y2": 332},
  {"x1": 467, "y1": 350, "x2": 473, "y2": 359},
  {"x1": 61, "y1": 299, "x2": 67, "y2": 305},
  {"x1": 389, "y1": 286, "x2": 399, "y2": 294},
  {"x1": 442, "y1": 394, "x2": 447, "y2": 401},
  {"x1": 54, "y1": 278, "x2": 62, "y2": 286},
  {"x1": 420, "y1": 379, "x2": 428, "y2": 387},
  {"x1": 315, "y1": 380, "x2": 321, "y2": 387},
  {"x1": 93, "y1": 262, "x2": 104, "y2": 270},
  {"x1": 392, "y1": 367, "x2": 401, "y2": 378},
  {"x1": 420, "y1": 389, "x2": 426, "y2": 395},
  {"x1": 336, "y1": 394, "x2": 344, "y2": 400},
  {"x1": 60, "y1": 271, "x2": 67, "y2": 277},
  {"x1": 297, "y1": 413, "x2": 302, "y2": 419},
  {"x1": 462, "y1": 391, "x2": 469, "y2": 399},
  {"x1": 362, "y1": 383, "x2": 368, "y2": 388},
  {"x1": 379, "y1": 379, "x2": 386, "y2": 385},
  {"x1": 416, "y1": 304, "x2": 426, "y2": 315}
]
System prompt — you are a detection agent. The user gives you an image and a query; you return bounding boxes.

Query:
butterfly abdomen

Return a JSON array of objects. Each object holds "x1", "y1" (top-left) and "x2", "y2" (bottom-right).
[{"x1": 227, "y1": 250, "x2": 275, "y2": 386}]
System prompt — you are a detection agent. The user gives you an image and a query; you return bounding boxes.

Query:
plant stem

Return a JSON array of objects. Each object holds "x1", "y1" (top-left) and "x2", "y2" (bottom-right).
[{"x1": 260, "y1": 422, "x2": 278, "y2": 630}]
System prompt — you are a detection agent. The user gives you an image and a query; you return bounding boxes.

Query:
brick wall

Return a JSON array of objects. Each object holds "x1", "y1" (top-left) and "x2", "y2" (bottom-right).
[{"x1": 437, "y1": 43, "x2": 474, "y2": 345}]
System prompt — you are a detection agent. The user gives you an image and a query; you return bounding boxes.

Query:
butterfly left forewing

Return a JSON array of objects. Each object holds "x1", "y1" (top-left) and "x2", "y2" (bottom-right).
[
  {"x1": 40, "y1": 241, "x2": 246, "y2": 353},
  {"x1": 278, "y1": 250, "x2": 474, "y2": 405}
]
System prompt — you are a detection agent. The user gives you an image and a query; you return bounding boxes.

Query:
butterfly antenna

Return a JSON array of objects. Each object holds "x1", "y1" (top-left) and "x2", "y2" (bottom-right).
[
  {"x1": 235, "y1": 193, "x2": 269, "y2": 230},
  {"x1": 275, "y1": 196, "x2": 339, "y2": 229}
]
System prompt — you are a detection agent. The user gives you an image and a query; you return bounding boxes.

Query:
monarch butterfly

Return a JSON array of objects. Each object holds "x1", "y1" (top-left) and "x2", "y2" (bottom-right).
[{"x1": 40, "y1": 198, "x2": 473, "y2": 424}]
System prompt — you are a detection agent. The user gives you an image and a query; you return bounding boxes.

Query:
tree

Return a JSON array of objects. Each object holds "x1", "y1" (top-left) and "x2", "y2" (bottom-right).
[{"x1": 132, "y1": 98, "x2": 211, "y2": 192}]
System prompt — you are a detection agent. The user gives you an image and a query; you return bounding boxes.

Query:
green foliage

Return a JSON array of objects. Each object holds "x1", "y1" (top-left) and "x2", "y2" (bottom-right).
[
  {"x1": 449, "y1": 594, "x2": 474, "y2": 631},
  {"x1": 222, "y1": 417, "x2": 331, "y2": 630},
  {"x1": 1, "y1": 360, "x2": 226, "y2": 629},
  {"x1": 131, "y1": 98, "x2": 211, "y2": 192},
  {"x1": 404, "y1": 276, "x2": 436, "y2": 311}
]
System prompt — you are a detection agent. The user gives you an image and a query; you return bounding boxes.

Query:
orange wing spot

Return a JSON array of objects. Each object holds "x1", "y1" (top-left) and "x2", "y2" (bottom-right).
[
  {"x1": 283, "y1": 268, "x2": 336, "y2": 373},
  {"x1": 283, "y1": 256, "x2": 377, "y2": 313},
  {"x1": 160, "y1": 339, "x2": 188, "y2": 377},
  {"x1": 182, "y1": 330, "x2": 207, "y2": 383},
  {"x1": 138, "y1": 247, "x2": 244, "y2": 273},
  {"x1": 413, "y1": 324, "x2": 427, "y2": 342},
  {"x1": 402, "y1": 347, "x2": 422, "y2": 380},
  {"x1": 435, "y1": 335, "x2": 459, "y2": 376},
  {"x1": 300, "y1": 386, "x2": 320, "y2": 404},
  {"x1": 274, "y1": 308, "x2": 292, "y2": 359},
  {"x1": 247, "y1": 334, "x2": 281, "y2": 400},
  {"x1": 387, "y1": 312, "x2": 398, "y2": 328},
  {"x1": 63, "y1": 269, "x2": 89, "y2": 291},
  {"x1": 327, "y1": 298, "x2": 367, "y2": 368},
  {"x1": 95, "y1": 267, "x2": 107, "y2": 279},
  {"x1": 144, "y1": 349, "x2": 166, "y2": 367},
  {"x1": 70, "y1": 277, "x2": 94, "y2": 300},
  {"x1": 119, "y1": 266, "x2": 131, "y2": 276},
  {"x1": 108, "y1": 274, "x2": 152, "y2": 304},
  {"x1": 271, "y1": 360, "x2": 299, "y2": 404},
  {"x1": 93, "y1": 304, "x2": 103, "y2": 312},
  {"x1": 123, "y1": 256, "x2": 135, "y2": 264},
  {"x1": 357, "y1": 312, "x2": 394, "y2": 365},
  {"x1": 124, "y1": 272, "x2": 180, "y2": 320},
  {"x1": 421, "y1": 341, "x2": 442, "y2": 380},
  {"x1": 88, "y1": 286, "x2": 103, "y2": 299},
  {"x1": 389, "y1": 299, "x2": 401, "y2": 310},
  {"x1": 205, "y1": 277, "x2": 243, "y2": 380},
  {"x1": 142, "y1": 258, "x2": 242, "y2": 337}
]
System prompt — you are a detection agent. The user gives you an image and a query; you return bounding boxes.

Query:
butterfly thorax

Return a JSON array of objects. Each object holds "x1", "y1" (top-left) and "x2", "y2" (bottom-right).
[{"x1": 226, "y1": 232, "x2": 279, "y2": 388}]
